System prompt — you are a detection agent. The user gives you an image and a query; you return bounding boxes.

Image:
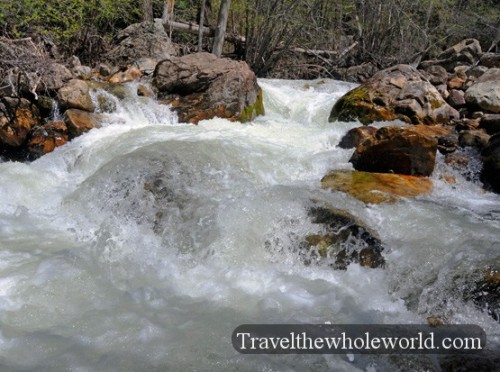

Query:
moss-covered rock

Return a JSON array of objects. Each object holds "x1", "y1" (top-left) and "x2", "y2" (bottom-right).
[
  {"x1": 153, "y1": 52, "x2": 265, "y2": 124},
  {"x1": 240, "y1": 87, "x2": 265, "y2": 123},
  {"x1": 329, "y1": 64, "x2": 459, "y2": 125}
]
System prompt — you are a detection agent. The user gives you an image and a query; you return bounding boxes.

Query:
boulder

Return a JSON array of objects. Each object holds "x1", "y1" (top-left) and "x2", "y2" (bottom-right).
[
  {"x1": 39, "y1": 63, "x2": 73, "y2": 92},
  {"x1": 437, "y1": 134, "x2": 459, "y2": 154},
  {"x1": 465, "y1": 68, "x2": 500, "y2": 113},
  {"x1": 343, "y1": 63, "x2": 379, "y2": 83},
  {"x1": 329, "y1": 64, "x2": 459, "y2": 125},
  {"x1": 321, "y1": 170, "x2": 432, "y2": 204},
  {"x1": 57, "y1": 79, "x2": 95, "y2": 112},
  {"x1": 349, "y1": 125, "x2": 439, "y2": 176},
  {"x1": 436, "y1": 38, "x2": 482, "y2": 72},
  {"x1": 447, "y1": 71, "x2": 466, "y2": 90},
  {"x1": 153, "y1": 52, "x2": 264, "y2": 123},
  {"x1": 27, "y1": 121, "x2": 68, "y2": 159},
  {"x1": 338, "y1": 126, "x2": 377, "y2": 149},
  {"x1": 481, "y1": 133, "x2": 500, "y2": 193},
  {"x1": 106, "y1": 19, "x2": 177, "y2": 66},
  {"x1": 480, "y1": 114, "x2": 500, "y2": 135},
  {"x1": 447, "y1": 89, "x2": 466, "y2": 107},
  {"x1": 420, "y1": 65, "x2": 448, "y2": 85},
  {"x1": 480, "y1": 53, "x2": 500, "y2": 68},
  {"x1": 458, "y1": 130, "x2": 490, "y2": 149},
  {"x1": 301, "y1": 206, "x2": 385, "y2": 269},
  {"x1": 469, "y1": 268, "x2": 500, "y2": 321},
  {"x1": 108, "y1": 66, "x2": 143, "y2": 84},
  {"x1": 63, "y1": 109, "x2": 99, "y2": 138},
  {"x1": 0, "y1": 97, "x2": 40, "y2": 148}
]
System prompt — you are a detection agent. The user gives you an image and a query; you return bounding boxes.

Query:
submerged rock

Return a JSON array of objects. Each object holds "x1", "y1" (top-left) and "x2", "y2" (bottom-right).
[
  {"x1": 469, "y1": 268, "x2": 500, "y2": 322},
  {"x1": 349, "y1": 125, "x2": 439, "y2": 176},
  {"x1": 329, "y1": 64, "x2": 459, "y2": 125},
  {"x1": 321, "y1": 170, "x2": 432, "y2": 204},
  {"x1": 301, "y1": 206, "x2": 385, "y2": 269},
  {"x1": 153, "y1": 52, "x2": 264, "y2": 124}
]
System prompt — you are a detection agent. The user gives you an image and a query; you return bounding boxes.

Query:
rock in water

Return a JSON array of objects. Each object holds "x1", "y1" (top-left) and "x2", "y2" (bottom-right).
[
  {"x1": 153, "y1": 52, "x2": 264, "y2": 124},
  {"x1": 27, "y1": 121, "x2": 68, "y2": 159},
  {"x1": 349, "y1": 125, "x2": 439, "y2": 176},
  {"x1": 57, "y1": 79, "x2": 95, "y2": 112},
  {"x1": 63, "y1": 109, "x2": 99, "y2": 138},
  {"x1": 338, "y1": 126, "x2": 377, "y2": 149},
  {"x1": 481, "y1": 133, "x2": 500, "y2": 193},
  {"x1": 301, "y1": 206, "x2": 385, "y2": 270},
  {"x1": 321, "y1": 170, "x2": 432, "y2": 204},
  {"x1": 329, "y1": 64, "x2": 459, "y2": 125}
]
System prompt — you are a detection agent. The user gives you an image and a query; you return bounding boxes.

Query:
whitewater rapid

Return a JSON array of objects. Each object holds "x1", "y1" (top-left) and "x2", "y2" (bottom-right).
[{"x1": 0, "y1": 79, "x2": 498, "y2": 370}]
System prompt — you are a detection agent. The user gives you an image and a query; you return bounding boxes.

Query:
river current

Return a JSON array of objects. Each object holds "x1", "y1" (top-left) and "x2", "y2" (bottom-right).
[{"x1": 0, "y1": 79, "x2": 498, "y2": 371}]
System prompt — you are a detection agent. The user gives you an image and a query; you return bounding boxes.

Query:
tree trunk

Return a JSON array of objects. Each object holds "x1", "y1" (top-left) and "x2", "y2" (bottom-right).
[
  {"x1": 198, "y1": 0, "x2": 207, "y2": 52},
  {"x1": 212, "y1": 0, "x2": 232, "y2": 57},
  {"x1": 162, "y1": 0, "x2": 176, "y2": 23},
  {"x1": 142, "y1": 0, "x2": 154, "y2": 22}
]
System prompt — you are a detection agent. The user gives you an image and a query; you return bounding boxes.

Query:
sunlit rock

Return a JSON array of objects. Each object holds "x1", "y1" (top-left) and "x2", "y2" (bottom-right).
[
  {"x1": 465, "y1": 68, "x2": 500, "y2": 113},
  {"x1": 63, "y1": 109, "x2": 99, "y2": 138},
  {"x1": 27, "y1": 121, "x2": 68, "y2": 159},
  {"x1": 329, "y1": 64, "x2": 459, "y2": 125},
  {"x1": 153, "y1": 52, "x2": 264, "y2": 123},
  {"x1": 57, "y1": 79, "x2": 95, "y2": 112},
  {"x1": 321, "y1": 170, "x2": 432, "y2": 204},
  {"x1": 338, "y1": 126, "x2": 377, "y2": 149},
  {"x1": 0, "y1": 97, "x2": 40, "y2": 148}
]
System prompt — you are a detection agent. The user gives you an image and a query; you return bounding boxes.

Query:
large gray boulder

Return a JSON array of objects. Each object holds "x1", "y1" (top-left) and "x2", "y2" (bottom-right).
[
  {"x1": 106, "y1": 19, "x2": 178, "y2": 67},
  {"x1": 465, "y1": 68, "x2": 500, "y2": 113},
  {"x1": 153, "y1": 52, "x2": 264, "y2": 124}
]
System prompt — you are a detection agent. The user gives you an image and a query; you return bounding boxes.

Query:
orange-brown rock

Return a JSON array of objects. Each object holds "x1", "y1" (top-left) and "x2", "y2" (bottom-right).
[
  {"x1": 63, "y1": 109, "x2": 99, "y2": 138},
  {"x1": 27, "y1": 121, "x2": 68, "y2": 159},
  {"x1": 137, "y1": 84, "x2": 154, "y2": 97},
  {"x1": 338, "y1": 126, "x2": 377, "y2": 149},
  {"x1": 0, "y1": 97, "x2": 40, "y2": 148},
  {"x1": 321, "y1": 170, "x2": 433, "y2": 204},
  {"x1": 153, "y1": 52, "x2": 264, "y2": 123},
  {"x1": 350, "y1": 125, "x2": 439, "y2": 176},
  {"x1": 108, "y1": 66, "x2": 143, "y2": 84}
]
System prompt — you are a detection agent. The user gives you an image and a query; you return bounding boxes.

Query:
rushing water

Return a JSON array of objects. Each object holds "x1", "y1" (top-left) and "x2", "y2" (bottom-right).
[{"x1": 0, "y1": 79, "x2": 499, "y2": 371}]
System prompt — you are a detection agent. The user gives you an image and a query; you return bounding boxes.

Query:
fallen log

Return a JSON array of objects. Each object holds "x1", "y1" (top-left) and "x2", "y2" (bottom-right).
[{"x1": 162, "y1": 19, "x2": 355, "y2": 59}]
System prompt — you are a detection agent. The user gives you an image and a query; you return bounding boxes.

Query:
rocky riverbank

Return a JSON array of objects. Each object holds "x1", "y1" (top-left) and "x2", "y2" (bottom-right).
[
  {"x1": 0, "y1": 20, "x2": 263, "y2": 161},
  {"x1": 328, "y1": 39, "x2": 500, "y2": 195}
]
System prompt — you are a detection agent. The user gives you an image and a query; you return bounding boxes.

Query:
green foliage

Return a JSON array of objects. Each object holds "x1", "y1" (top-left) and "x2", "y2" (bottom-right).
[{"x1": 0, "y1": 0, "x2": 142, "y2": 61}]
